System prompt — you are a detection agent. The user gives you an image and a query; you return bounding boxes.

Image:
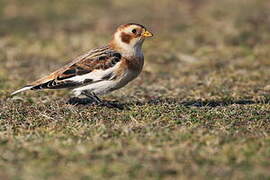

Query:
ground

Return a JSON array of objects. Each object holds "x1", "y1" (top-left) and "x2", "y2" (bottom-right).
[{"x1": 1, "y1": 0, "x2": 270, "y2": 179}]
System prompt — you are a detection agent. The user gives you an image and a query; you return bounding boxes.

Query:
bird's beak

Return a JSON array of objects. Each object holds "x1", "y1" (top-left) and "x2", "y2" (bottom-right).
[{"x1": 142, "y1": 30, "x2": 153, "y2": 38}]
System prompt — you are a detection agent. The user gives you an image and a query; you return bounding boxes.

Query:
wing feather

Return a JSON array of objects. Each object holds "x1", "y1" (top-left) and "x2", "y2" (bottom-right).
[{"x1": 28, "y1": 46, "x2": 122, "y2": 90}]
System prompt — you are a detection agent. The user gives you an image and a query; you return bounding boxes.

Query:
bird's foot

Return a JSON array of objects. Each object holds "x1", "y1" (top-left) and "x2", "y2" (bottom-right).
[
  {"x1": 67, "y1": 97, "x2": 93, "y2": 105},
  {"x1": 67, "y1": 97, "x2": 125, "y2": 110},
  {"x1": 98, "y1": 100, "x2": 125, "y2": 109}
]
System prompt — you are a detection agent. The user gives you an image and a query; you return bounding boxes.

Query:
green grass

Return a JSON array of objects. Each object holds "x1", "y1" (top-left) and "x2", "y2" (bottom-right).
[{"x1": 1, "y1": 0, "x2": 270, "y2": 179}]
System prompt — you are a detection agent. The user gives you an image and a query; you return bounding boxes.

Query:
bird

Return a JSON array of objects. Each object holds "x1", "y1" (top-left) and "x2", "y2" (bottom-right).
[{"x1": 11, "y1": 23, "x2": 153, "y2": 105}]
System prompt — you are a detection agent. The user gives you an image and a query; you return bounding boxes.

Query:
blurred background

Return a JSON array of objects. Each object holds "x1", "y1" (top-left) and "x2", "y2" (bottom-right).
[{"x1": 1, "y1": 1, "x2": 270, "y2": 179}]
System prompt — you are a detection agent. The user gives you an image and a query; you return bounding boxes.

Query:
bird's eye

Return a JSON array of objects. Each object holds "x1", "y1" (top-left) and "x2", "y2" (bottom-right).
[{"x1": 132, "y1": 29, "x2": 137, "y2": 34}]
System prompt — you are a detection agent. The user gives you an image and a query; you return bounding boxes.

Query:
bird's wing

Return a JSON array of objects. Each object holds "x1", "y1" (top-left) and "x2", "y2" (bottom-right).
[{"x1": 12, "y1": 46, "x2": 122, "y2": 94}]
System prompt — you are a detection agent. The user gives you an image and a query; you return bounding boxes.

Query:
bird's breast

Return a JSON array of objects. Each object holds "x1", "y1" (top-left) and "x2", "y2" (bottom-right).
[
  {"x1": 112, "y1": 56, "x2": 144, "y2": 89},
  {"x1": 120, "y1": 56, "x2": 144, "y2": 72}
]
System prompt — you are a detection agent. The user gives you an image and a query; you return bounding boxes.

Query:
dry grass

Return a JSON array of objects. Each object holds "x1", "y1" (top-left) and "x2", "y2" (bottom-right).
[{"x1": 1, "y1": 0, "x2": 270, "y2": 179}]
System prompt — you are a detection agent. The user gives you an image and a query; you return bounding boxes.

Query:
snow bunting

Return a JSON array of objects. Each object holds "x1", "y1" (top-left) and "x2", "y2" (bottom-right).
[{"x1": 11, "y1": 23, "x2": 153, "y2": 104}]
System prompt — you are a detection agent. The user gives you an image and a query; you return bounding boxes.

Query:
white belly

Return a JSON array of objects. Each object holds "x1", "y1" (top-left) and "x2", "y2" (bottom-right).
[{"x1": 72, "y1": 70, "x2": 140, "y2": 96}]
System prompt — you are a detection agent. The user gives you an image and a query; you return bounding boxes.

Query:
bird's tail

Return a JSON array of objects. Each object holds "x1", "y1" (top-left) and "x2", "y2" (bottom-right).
[{"x1": 11, "y1": 86, "x2": 33, "y2": 96}]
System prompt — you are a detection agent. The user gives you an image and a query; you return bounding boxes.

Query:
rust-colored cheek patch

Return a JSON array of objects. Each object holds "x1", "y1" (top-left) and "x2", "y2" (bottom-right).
[{"x1": 121, "y1": 32, "x2": 132, "y2": 44}]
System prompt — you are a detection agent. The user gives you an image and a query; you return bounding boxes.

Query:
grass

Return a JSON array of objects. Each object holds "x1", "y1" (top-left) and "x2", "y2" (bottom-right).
[{"x1": 1, "y1": 0, "x2": 270, "y2": 179}]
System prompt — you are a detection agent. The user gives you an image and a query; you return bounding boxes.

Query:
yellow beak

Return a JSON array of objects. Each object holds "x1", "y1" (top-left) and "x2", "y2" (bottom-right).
[{"x1": 142, "y1": 30, "x2": 153, "y2": 37}]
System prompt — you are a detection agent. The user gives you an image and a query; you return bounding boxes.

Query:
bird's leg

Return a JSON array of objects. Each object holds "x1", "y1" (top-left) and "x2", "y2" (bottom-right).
[
  {"x1": 82, "y1": 91, "x2": 102, "y2": 104},
  {"x1": 91, "y1": 92, "x2": 102, "y2": 104},
  {"x1": 81, "y1": 91, "x2": 122, "y2": 109}
]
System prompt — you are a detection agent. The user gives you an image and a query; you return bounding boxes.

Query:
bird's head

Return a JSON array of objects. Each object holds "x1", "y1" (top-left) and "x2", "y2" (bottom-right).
[{"x1": 111, "y1": 23, "x2": 153, "y2": 56}]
